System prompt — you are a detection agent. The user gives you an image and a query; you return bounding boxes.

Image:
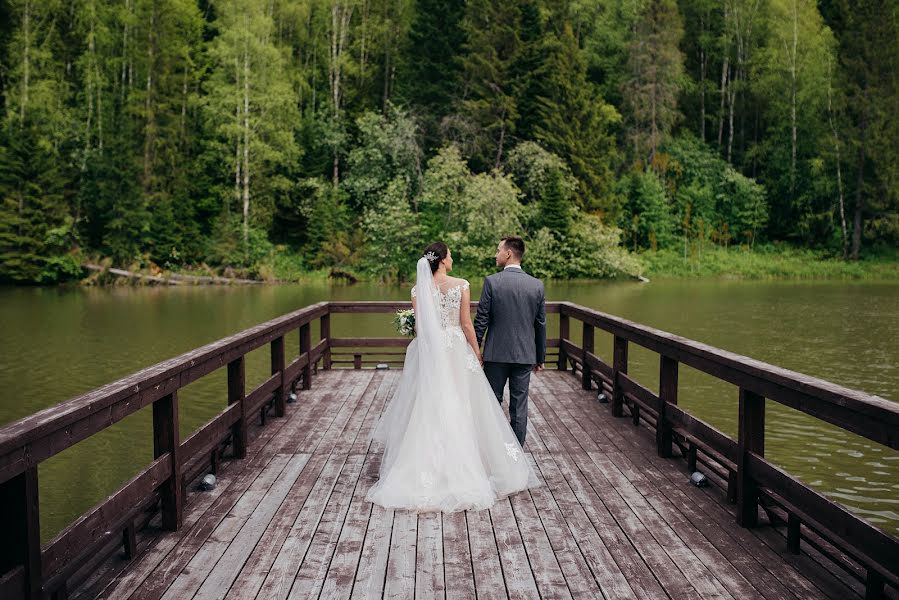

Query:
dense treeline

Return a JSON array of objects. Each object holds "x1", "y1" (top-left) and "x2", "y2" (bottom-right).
[{"x1": 0, "y1": 0, "x2": 896, "y2": 283}]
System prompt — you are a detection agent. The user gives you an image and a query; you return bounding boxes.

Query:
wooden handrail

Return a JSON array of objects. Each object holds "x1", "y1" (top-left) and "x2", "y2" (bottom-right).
[
  {"x1": 0, "y1": 301, "x2": 329, "y2": 599},
  {"x1": 558, "y1": 302, "x2": 898, "y2": 449},
  {"x1": 556, "y1": 301, "x2": 899, "y2": 597}
]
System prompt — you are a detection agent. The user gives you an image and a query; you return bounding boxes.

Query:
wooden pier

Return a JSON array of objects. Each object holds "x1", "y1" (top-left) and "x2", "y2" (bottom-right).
[{"x1": 0, "y1": 301, "x2": 897, "y2": 599}]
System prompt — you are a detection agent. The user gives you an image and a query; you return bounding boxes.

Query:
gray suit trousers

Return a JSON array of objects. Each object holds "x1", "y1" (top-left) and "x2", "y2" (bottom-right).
[{"x1": 483, "y1": 361, "x2": 531, "y2": 446}]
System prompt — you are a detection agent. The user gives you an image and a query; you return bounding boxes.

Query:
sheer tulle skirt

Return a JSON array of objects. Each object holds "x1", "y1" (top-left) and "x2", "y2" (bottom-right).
[{"x1": 365, "y1": 327, "x2": 541, "y2": 513}]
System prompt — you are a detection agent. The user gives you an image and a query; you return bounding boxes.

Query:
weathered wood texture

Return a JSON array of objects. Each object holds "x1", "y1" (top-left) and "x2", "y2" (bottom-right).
[{"x1": 68, "y1": 370, "x2": 893, "y2": 600}]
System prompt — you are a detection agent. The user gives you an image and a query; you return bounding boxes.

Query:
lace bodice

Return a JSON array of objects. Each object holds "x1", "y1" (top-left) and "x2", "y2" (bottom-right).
[{"x1": 412, "y1": 280, "x2": 469, "y2": 329}]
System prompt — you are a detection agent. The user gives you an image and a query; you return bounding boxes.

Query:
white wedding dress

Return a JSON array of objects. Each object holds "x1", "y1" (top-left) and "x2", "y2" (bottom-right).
[{"x1": 365, "y1": 257, "x2": 541, "y2": 513}]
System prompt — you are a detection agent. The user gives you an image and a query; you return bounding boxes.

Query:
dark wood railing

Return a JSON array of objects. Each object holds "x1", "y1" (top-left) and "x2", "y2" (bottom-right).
[
  {"x1": 0, "y1": 302, "x2": 330, "y2": 599},
  {"x1": 555, "y1": 302, "x2": 899, "y2": 599},
  {"x1": 0, "y1": 300, "x2": 896, "y2": 599}
]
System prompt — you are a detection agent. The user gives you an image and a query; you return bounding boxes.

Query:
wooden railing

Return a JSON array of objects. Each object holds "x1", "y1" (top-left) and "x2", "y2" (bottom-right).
[
  {"x1": 0, "y1": 302, "x2": 330, "y2": 600},
  {"x1": 555, "y1": 301, "x2": 899, "y2": 599},
  {"x1": 0, "y1": 300, "x2": 896, "y2": 599}
]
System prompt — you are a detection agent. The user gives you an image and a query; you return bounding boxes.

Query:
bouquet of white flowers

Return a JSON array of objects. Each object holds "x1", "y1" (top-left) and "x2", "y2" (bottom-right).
[{"x1": 394, "y1": 308, "x2": 415, "y2": 337}]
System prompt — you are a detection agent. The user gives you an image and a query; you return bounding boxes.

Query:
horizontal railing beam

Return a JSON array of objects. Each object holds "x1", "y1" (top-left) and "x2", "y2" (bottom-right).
[
  {"x1": 559, "y1": 302, "x2": 898, "y2": 449},
  {"x1": 0, "y1": 302, "x2": 330, "y2": 476}
]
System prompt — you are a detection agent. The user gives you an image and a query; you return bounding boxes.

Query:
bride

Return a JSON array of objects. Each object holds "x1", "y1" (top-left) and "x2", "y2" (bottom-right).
[{"x1": 365, "y1": 242, "x2": 541, "y2": 513}]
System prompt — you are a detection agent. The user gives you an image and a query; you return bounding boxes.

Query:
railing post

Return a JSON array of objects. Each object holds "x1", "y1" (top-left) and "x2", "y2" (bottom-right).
[
  {"x1": 354, "y1": 354, "x2": 362, "y2": 370},
  {"x1": 612, "y1": 336, "x2": 628, "y2": 418},
  {"x1": 657, "y1": 356, "x2": 678, "y2": 458},
  {"x1": 787, "y1": 514, "x2": 801, "y2": 554},
  {"x1": 737, "y1": 387, "x2": 765, "y2": 527},
  {"x1": 320, "y1": 313, "x2": 332, "y2": 370},
  {"x1": 866, "y1": 570, "x2": 885, "y2": 600},
  {"x1": 271, "y1": 336, "x2": 286, "y2": 418},
  {"x1": 152, "y1": 391, "x2": 183, "y2": 530},
  {"x1": 0, "y1": 467, "x2": 41, "y2": 599},
  {"x1": 228, "y1": 357, "x2": 247, "y2": 459},
  {"x1": 558, "y1": 312, "x2": 569, "y2": 371},
  {"x1": 581, "y1": 322, "x2": 594, "y2": 390},
  {"x1": 299, "y1": 322, "x2": 312, "y2": 389}
]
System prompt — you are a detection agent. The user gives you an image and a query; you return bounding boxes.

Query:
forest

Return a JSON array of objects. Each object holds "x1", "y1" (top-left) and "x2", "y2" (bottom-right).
[{"x1": 0, "y1": 0, "x2": 896, "y2": 283}]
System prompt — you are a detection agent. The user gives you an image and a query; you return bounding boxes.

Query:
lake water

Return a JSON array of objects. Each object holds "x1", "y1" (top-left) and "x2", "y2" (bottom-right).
[{"x1": 0, "y1": 278, "x2": 896, "y2": 542}]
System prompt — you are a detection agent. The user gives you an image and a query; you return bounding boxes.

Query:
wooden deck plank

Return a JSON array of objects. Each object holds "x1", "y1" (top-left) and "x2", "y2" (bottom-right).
[
  {"x1": 318, "y1": 452, "x2": 382, "y2": 600},
  {"x1": 98, "y1": 372, "x2": 341, "y2": 600},
  {"x1": 383, "y1": 511, "x2": 417, "y2": 599},
  {"x1": 547, "y1": 370, "x2": 859, "y2": 600},
  {"x1": 527, "y1": 398, "x2": 677, "y2": 600},
  {"x1": 466, "y1": 507, "x2": 507, "y2": 598},
  {"x1": 490, "y1": 497, "x2": 542, "y2": 599},
  {"x1": 532, "y1": 382, "x2": 740, "y2": 600},
  {"x1": 289, "y1": 454, "x2": 367, "y2": 599},
  {"x1": 255, "y1": 452, "x2": 349, "y2": 598},
  {"x1": 508, "y1": 489, "x2": 573, "y2": 600},
  {"x1": 186, "y1": 453, "x2": 311, "y2": 600},
  {"x1": 414, "y1": 512, "x2": 445, "y2": 599},
  {"x1": 350, "y1": 502, "x2": 394, "y2": 600},
  {"x1": 540, "y1": 375, "x2": 799, "y2": 600},
  {"x1": 76, "y1": 369, "x2": 879, "y2": 600},
  {"x1": 442, "y1": 511, "x2": 476, "y2": 600},
  {"x1": 523, "y1": 455, "x2": 607, "y2": 600},
  {"x1": 224, "y1": 452, "x2": 331, "y2": 600},
  {"x1": 159, "y1": 453, "x2": 295, "y2": 599}
]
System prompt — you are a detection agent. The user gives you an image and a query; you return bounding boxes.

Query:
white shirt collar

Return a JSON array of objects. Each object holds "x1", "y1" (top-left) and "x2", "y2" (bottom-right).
[{"x1": 503, "y1": 264, "x2": 522, "y2": 270}]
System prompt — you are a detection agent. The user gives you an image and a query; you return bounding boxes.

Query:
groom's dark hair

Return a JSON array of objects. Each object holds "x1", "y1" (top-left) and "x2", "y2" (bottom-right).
[{"x1": 501, "y1": 236, "x2": 525, "y2": 260}]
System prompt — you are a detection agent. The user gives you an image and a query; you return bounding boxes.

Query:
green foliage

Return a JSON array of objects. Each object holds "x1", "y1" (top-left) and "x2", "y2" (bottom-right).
[
  {"x1": 506, "y1": 142, "x2": 577, "y2": 206},
  {"x1": 0, "y1": 124, "x2": 74, "y2": 283},
  {"x1": 641, "y1": 243, "x2": 899, "y2": 280},
  {"x1": 344, "y1": 106, "x2": 423, "y2": 210},
  {"x1": 0, "y1": 0, "x2": 895, "y2": 284},
  {"x1": 617, "y1": 170, "x2": 677, "y2": 251},
  {"x1": 524, "y1": 23, "x2": 622, "y2": 212},
  {"x1": 526, "y1": 214, "x2": 642, "y2": 279},
  {"x1": 362, "y1": 177, "x2": 422, "y2": 281}
]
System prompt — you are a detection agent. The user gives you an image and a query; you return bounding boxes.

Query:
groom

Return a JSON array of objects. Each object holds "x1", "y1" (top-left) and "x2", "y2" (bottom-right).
[{"x1": 475, "y1": 236, "x2": 546, "y2": 447}]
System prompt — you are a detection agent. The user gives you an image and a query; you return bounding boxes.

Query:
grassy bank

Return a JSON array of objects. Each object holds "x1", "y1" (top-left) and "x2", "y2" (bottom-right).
[
  {"x1": 640, "y1": 244, "x2": 899, "y2": 280},
  {"x1": 75, "y1": 243, "x2": 898, "y2": 286}
]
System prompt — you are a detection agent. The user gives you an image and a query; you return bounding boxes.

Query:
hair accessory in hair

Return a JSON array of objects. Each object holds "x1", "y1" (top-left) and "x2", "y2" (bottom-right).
[{"x1": 423, "y1": 251, "x2": 439, "y2": 262}]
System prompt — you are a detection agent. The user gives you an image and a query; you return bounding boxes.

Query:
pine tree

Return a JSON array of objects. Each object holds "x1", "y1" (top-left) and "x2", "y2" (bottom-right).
[
  {"x1": 820, "y1": 0, "x2": 899, "y2": 259},
  {"x1": 457, "y1": 0, "x2": 521, "y2": 171},
  {"x1": 396, "y1": 0, "x2": 466, "y2": 151},
  {"x1": 540, "y1": 170, "x2": 571, "y2": 237},
  {"x1": 623, "y1": 0, "x2": 685, "y2": 169},
  {"x1": 527, "y1": 24, "x2": 621, "y2": 214},
  {"x1": 0, "y1": 124, "x2": 71, "y2": 282}
]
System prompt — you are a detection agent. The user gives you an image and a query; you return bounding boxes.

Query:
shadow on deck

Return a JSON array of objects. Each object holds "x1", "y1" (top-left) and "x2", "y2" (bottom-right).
[{"x1": 73, "y1": 369, "x2": 871, "y2": 600}]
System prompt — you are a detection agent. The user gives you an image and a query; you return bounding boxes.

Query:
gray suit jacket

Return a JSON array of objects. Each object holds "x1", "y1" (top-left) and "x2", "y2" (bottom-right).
[{"x1": 474, "y1": 266, "x2": 546, "y2": 365}]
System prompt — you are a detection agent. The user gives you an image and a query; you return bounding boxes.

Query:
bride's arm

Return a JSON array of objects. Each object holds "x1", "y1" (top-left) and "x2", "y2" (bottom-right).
[{"x1": 459, "y1": 283, "x2": 482, "y2": 363}]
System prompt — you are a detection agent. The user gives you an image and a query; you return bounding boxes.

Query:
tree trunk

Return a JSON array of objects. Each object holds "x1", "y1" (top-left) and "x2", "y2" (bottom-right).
[
  {"x1": 717, "y1": 3, "x2": 729, "y2": 150},
  {"x1": 788, "y1": 0, "x2": 798, "y2": 197},
  {"x1": 827, "y1": 60, "x2": 848, "y2": 259},
  {"x1": 233, "y1": 57, "x2": 241, "y2": 219},
  {"x1": 242, "y1": 30, "x2": 251, "y2": 251},
  {"x1": 143, "y1": 9, "x2": 157, "y2": 192},
  {"x1": 20, "y1": 0, "x2": 31, "y2": 122},
  {"x1": 699, "y1": 10, "x2": 707, "y2": 142},
  {"x1": 850, "y1": 87, "x2": 868, "y2": 260}
]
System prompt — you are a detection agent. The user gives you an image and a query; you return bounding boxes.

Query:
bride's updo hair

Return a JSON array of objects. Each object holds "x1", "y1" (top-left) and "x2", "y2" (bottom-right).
[{"x1": 422, "y1": 242, "x2": 448, "y2": 274}]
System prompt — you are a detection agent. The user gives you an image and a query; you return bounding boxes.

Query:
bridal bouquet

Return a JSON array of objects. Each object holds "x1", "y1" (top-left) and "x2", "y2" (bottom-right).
[{"x1": 394, "y1": 308, "x2": 415, "y2": 337}]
